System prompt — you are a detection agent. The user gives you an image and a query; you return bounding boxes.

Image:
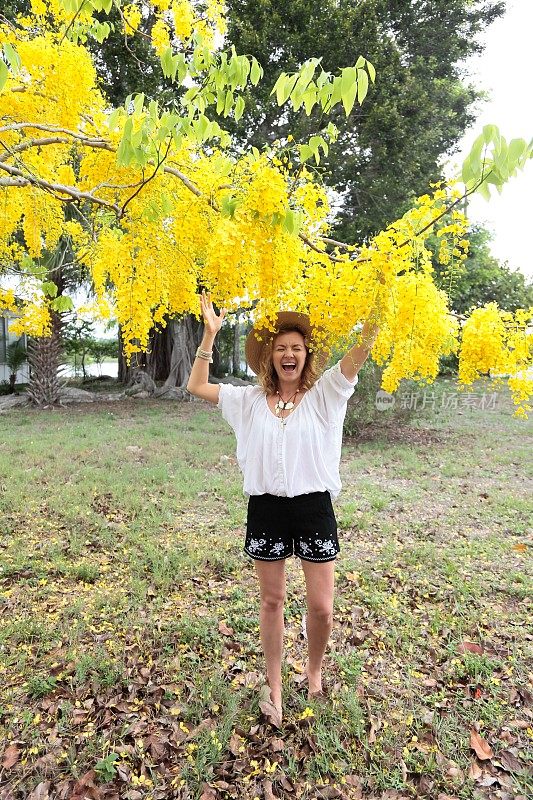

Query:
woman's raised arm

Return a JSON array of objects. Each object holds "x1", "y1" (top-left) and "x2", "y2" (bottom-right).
[
  {"x1": 340, "y1": 315, "x2": 380, "y2": 382},
  {"x1": 340, "y1": 274, "x2": 386, "y2": 382},
  {"x1": 186, "y1": 290, "x2": 226, "y2": 405}
]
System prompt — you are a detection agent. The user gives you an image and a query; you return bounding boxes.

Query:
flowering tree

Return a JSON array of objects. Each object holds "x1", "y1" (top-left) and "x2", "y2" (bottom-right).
[{"x1": 0, "y1": 1, "x2": 532, "y2": 413}]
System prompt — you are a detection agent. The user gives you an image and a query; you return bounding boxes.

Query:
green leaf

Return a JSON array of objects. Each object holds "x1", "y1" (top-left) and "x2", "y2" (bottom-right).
[
  {"x1": 483, "y1": 124, "x2": 500, "y2": 146},
  {"x1": 160, "y1": 47, "x2": 174, "y2": 79},
  {"x1": 250, "y1": 57, "x2": 262, "y2": 86},
  {"x1": 366, "y1": 59, "x2": 376, "y2": 82},
  {"x1": 239, "y1": 56, "x2": 251, "y2": 86},
  {"x1": 216, "y1": 89, "x2": 226, "y2": 114},
  {"x1": 223, "y1": 90, "x2": 234, "y2": 116},
  {"x1": 329, "y1": 75, "x2": 343, "y2": 108},
  {"x1": 107, "y1": 107, "x2": 122, "y2": 131},
  {"x1": 234, "y1": 95, "x2": 245, "y2": 122},
  {"x1": 133, "y1": 93, "x2": 145, "y2": 115},
  {"x1": 283, "y1": 209, "x2": 297, "y2": 234},
  {"x1": 221, "y1": 194, "x2": 239, "y2": 218},
  {"x1": 42, "y1": 281, "x2": 58, "y2": 298},
  {"x1": 357, "y1": 68, "x2": 369, "y2": 104},
  {"x1": 298, "y1": 144, "x2": 313, "y2": 163},
  {"x1": 303, "y1": 87, "x2": 317, "y2": 115},
  {"x1": 3, "y1": 44, "x2": 21, "y2": 73},
  {"x1": 0, "y1": 60, "x2": 8, "y2": 92},
  {"x1": 51, "y1": 295, "x2": 74, "y2": 313},
  {"x1": 193, "y1": 114, "x2": 209, "y2": 141},
  {"x1": 461, "y1": 156, "x2": 474, "y2": 187},
  {"x1": 507, "y1": 137, "x2": 527, "y2": 168},
  {"x1": 308, "y1": 136, "x2": 323, "y2": 165},
  {"x1": 325, "y1": 121, "x2": 339, "y2": 141},
  {"x1": 130, "y1": 124, "x2": 144, "y2": 149},
  {"x1": 273, "y1": 73, "x2": 287, "y2": 105},
  {"x1": 340, "y1": 67, "x2": 357, "y2": 115}
]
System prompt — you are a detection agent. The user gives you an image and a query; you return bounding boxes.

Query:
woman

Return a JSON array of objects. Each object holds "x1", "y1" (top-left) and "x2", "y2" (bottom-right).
[{"x1": 187, "y1": 290, "x2": 380, "y2": 726}]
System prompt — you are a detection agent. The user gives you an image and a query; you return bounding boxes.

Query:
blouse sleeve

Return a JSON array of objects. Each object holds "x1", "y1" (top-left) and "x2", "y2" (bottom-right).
[
  {"x1": 315, "y1": 361, "x2": 358, "y2": 413},
  {"x1": 217, "y1": 382, "x2": 249, "y2": 435}
]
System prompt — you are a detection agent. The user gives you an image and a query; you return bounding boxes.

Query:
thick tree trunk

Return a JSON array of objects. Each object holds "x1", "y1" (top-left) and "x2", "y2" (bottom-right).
[
  {"x1": 27, "y1": 312, "x2": 64, "y2": 406},
  {"x1": 146, "y1": 323, "x2": 173, "y2": 381},
  {"x1": 161, "y1": 315, "x2": 203, "y2": 390},
  {"x1": 118, "y1": 327, "x2": 145, "y2": 384},
  {"x1": 118, "y1": 323, "x2": 175, "y2": 384}
]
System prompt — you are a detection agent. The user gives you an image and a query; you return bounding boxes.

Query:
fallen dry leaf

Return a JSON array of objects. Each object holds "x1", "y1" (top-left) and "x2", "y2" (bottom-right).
[
  {"x1": 495, "y1": 749, "x2": 523, "y2": 772},
  {"x1": 27, "y1": 782, "x2": 51, "y2": 800},
  {"x1": 258, "y1": 684, "x2": 282, "y2": 729},
  {"x1": 70, "y1": 770, "x2": 101, "y2": 800},
  {"x1": 1, "y1": 744, "x2": 20, "y2": 769},
  {"x1": 218, "y1": 620, "x2": 234, "y2": 636},
  {"x1": 457, "y1": 641, "x2": 484, "y2": 655},
  {"x1": 199, "y1": 784, "x2": 217, "y2": 800},
  {"x1": 470, "y1": 729, "x2": 494, "y2": 760},
  {"x1": 468, "y1": 760, "x2": 482, "y2": 780},
  {"x1": 263, "y1": 779, "x2": 276, "y2": 800}
]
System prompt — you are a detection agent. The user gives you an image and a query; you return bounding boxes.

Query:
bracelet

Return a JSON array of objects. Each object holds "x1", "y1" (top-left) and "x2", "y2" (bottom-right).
[
  {"x1": 347, "y1": 351, "x2": 359, "y2": 371},
  {"x1": 196, "y1": 346, "x2": 213, "y2": 364}
]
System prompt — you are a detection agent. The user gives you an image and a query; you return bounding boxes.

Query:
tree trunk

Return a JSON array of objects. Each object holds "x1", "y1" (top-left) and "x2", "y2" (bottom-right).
[
  {"x1": 118, "y1": 327, "x2": 146, "y2": 384},
  {"x1": 162, "y1": 315, "x2": 203, "y2": 390},
  {"x1": 118, "y1": 323, "x2": 175, "y2": 384},
  {"x1": 145, "y1": 323, "x2": 173, "y2": 381},
  {"x1": 27, "y1": 312, "x2": 64, "y2": 406},
  {"x1": 232, "y1": 321, "x2": 241, "y2": 376}
]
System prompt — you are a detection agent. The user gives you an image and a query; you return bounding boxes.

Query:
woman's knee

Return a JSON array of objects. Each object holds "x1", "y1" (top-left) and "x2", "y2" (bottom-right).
[
  {"x1": 307, "y1": 602, "x2": 333, "y2": 625},
  {"x1": 260, "y1": 591, "x2": 285, "y2": 613}
]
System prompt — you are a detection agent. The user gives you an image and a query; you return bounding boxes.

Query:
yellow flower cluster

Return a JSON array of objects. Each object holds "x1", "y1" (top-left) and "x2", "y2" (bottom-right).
[
  {"x1": 458, "y1": 304, "x2": 533, "y2": 417},
  {"x1": 171, "y1": 0, "x2": 195, "y2": 43},
  {"x1": 0, "y1": 289, "x2": 16, "y2": 313},
  {"x1": 9, "y1": 301, "x2": 52, "y2": 338},
  {"x1": 0, "y1": 7, "x2": 531, "y2": 416},
  {"x1": 123, "y1": 4, "x2": 142, "y2": 35}
]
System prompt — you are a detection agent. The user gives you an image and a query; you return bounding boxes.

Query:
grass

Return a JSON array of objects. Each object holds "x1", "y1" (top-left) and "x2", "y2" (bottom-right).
[{"x1": 0, "y1": 381, "x2": 532, "y2": 799}]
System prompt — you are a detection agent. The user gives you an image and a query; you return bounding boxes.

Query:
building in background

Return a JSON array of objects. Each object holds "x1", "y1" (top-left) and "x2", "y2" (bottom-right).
[{"x1": 0, "y1": 311, "x2": 29, "y2": 385}]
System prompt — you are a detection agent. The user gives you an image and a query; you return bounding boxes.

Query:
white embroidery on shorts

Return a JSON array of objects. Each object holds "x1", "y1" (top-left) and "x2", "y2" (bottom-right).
[
  {"x1": 247, "y1": 537, "x2": 266, "y2": 553},
  {"x1": 299, "y1": 541, "x2": 312, "y2": 555},
  {"x1": 270, "y1": 541, "x2": 285, "y2": 556},
  {"x1": 316, "y1": 538, "x2": 336, "y2": 556}
]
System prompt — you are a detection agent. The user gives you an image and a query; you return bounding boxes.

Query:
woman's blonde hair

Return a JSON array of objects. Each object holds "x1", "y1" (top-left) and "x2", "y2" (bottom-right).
[{"x1": 256, "y1": 324, "x2": 319, "y2": 395}]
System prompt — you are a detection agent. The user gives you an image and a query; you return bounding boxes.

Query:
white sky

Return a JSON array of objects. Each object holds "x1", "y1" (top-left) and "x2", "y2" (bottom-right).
[{"x1": 447, "y1": 0, "x2": 533, "y2": 279}]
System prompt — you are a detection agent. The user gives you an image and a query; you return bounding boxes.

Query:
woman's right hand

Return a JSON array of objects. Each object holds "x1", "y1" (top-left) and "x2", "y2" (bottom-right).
[{"x1": 200, "y1": 289, "x2": 226, "y2": 336}]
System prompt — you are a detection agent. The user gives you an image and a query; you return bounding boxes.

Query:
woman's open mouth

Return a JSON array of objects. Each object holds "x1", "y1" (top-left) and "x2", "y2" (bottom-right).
[{"x1": 281, "y1": 363, "x2": 297, "y2": 372}]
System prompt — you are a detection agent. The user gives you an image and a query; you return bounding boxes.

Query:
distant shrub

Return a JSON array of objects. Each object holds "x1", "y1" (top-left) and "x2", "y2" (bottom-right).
[{"x1": 342, "y1": 359, "x2": 418, "y2": 436}]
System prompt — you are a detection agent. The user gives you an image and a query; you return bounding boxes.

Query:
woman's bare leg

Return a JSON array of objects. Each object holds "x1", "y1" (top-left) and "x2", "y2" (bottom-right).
[
  {"x1": 254, "y1": 559, "x2": 286, "y2": 712},
  {"x1": 301, "y1": 559, "x2": 335, "y2": 694}
]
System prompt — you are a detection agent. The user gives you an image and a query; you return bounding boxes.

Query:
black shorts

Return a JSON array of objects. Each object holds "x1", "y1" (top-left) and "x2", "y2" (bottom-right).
[{"x1": 244, "y1": 491, "x2": 340, "y2": 563}]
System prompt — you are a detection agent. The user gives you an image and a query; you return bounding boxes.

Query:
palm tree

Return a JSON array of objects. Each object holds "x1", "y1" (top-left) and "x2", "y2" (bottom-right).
[{"x1": 6, "y1": 338, "x2": 27, "y2": 393}]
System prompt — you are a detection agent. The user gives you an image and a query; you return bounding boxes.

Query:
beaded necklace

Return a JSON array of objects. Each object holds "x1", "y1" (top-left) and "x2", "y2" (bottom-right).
[{"x1": 274, "y1": 387, "x2": 301, "y2": 425}]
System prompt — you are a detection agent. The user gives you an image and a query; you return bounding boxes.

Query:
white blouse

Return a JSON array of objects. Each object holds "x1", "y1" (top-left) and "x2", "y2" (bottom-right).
[{"x1": 217, "y1": 361, "x2": 358, "y2": 499}]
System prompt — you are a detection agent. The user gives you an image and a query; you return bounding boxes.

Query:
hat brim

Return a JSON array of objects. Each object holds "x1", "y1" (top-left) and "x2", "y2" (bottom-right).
[{"x1": 245, "y1": 311, "x2": 329, "y2": 376}]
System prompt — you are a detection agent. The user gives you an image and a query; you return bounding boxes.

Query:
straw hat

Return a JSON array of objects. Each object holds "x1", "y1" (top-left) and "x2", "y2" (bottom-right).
[{"x1": 245, "y1": 311, "x2": 329, "y2": 376}]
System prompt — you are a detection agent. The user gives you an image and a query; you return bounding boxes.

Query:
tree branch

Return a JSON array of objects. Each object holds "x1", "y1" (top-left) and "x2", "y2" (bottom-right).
[
  {"x1": 0, "y1": 161, "x2": 121, "y2": 213},
  {"x1": 0, "y1": 121, "x2": 495, "y2": 273}
]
